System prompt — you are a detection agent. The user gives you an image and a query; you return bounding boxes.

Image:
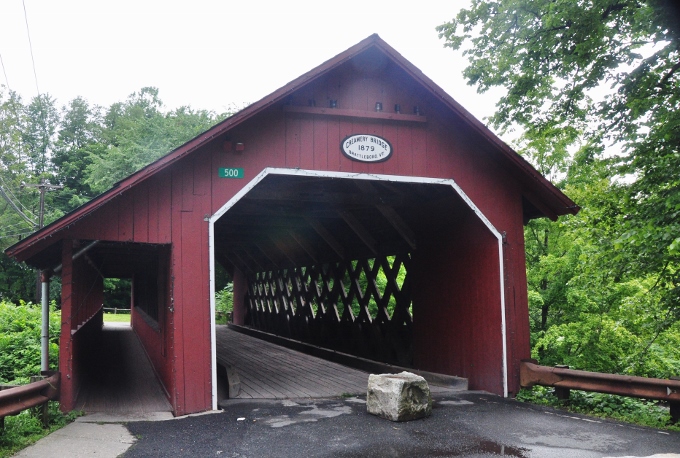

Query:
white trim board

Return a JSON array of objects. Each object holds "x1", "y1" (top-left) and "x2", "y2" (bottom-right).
[{"x1": 208, "y1": 167, "x2": 509, "y2": 409}]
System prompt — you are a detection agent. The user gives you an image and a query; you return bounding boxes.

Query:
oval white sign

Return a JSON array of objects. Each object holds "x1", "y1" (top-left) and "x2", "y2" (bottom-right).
[{"x1": 341, "y1": 134, "x2": 392, "y2": 163}]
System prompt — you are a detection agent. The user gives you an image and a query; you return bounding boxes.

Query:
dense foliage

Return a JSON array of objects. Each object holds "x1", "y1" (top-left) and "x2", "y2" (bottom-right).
[
  {"x1": 0, "y1": 300, "x2": 60, "y2": 384},
  {"x1": 0, "y1": 402, "x2": 81, "y2": 458},
  {"x1": 438, "y1": 0, "x2": 680, "y2": 380},
  {"x1": 0, "y1": 301, "x2": 78, "y2": 458},
  {"x1": 0, "y1": 86, "x2": 229, "y2": 303},
  {"x1": 516, "y1": 386, "x2": 680, "y2": 431}
]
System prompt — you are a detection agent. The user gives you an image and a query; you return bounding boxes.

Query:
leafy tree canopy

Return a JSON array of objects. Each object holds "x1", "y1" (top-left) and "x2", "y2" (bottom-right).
[
  {"x1": 0, "y1": 86, "x2": 231, "y2": 302},
  {"x1": 438, "y1": 0, "x2": 679, "y2": 376}
]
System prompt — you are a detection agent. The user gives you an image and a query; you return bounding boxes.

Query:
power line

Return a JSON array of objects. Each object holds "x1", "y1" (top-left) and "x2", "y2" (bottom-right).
[
  {"x1": 0, "y1": 175, "x2": 36, "y2": 218},
  {"x1": 0, "y1": 53, "x2": 10, "y2": 90},
  {"x1": 1, "y1": 219, "x2": 34, "y2": 231},
  {"x1": 0, "y1": 184, "x2": 36, "y2": 227},
  {"x1": 22, "y1": 0, "x2": 40, "y2": 96},
  {"x1": 22, "y1": 180, "x2": 63, "y2": 228}
]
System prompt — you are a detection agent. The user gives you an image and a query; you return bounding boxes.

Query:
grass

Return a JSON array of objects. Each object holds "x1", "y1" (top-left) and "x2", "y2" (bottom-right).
[
  {"x1": 103, "y1": 313, "x2": 131, "y2": 323},
  {"x1": 0, "y1": 402, "x2": 82, "y2": 458},
  {"x1": 516, "y1": 386, "x2": 680, "y2": 432}
]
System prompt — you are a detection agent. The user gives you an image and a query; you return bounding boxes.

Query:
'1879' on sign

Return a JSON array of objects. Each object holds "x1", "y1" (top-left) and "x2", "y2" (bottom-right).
[{"x1": 341, "y1": 134, "x2": 392, "y2": 163}]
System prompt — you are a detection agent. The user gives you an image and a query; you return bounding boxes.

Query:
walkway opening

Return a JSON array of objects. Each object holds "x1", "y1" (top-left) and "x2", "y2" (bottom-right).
[
  {"x1": 68, "y1": 241, "x2": 172, "y2": 415},
  {"x1": 209, "y1": 169, "x2": 506, "y2": 409},
  {"x1": 74, "y1": 324, "x2": 172, "y2": 414}
]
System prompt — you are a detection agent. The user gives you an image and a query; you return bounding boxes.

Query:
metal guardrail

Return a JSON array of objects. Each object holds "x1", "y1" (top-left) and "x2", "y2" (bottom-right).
[
  {"x1": 0, "y1": 371, "x2": 60, "y2": 427},
  {"x1": 520, "y1": 360, "x2": 679, "y2": 423}
]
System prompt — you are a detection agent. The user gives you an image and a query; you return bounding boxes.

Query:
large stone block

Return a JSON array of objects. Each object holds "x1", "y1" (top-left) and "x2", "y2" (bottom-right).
[{"x1": 366, "y1": 371, "x2": 432, "y2": 421}]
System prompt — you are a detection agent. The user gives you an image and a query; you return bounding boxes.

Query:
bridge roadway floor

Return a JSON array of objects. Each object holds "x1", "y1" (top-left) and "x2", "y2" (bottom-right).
[
  {"x1": 74, "y1": 322, "x2": 173, "y2": 415},
  {"x1": 216, "y1": 325, "x2": 376, "y2": 399},
  {"x1": 74, "y1": 323, "x2": 452, "y2": 415},
  {"x1": 216, "y1": 325, "x2": 455, "y2": 399}
]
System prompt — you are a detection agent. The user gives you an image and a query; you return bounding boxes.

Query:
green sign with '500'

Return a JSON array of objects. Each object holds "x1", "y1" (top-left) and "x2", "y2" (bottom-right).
[{"x1": 218, "y1": 168, "x2": 244, "y2": 178}]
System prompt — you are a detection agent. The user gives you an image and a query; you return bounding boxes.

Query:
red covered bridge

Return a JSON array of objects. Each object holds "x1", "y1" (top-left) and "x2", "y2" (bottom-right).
[{"x1": 5, "y1": 35, "x2": 577, "y2": 416}]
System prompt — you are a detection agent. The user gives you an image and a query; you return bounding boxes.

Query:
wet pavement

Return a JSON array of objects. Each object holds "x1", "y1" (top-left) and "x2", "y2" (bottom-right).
[{"x1": 123, "y1": 391, "x2": 680, "y2": 457}]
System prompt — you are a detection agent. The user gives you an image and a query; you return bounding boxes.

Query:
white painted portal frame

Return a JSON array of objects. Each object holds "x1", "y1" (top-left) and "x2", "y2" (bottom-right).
[{"x1": 207, "y1": 168, "x2": 508, "y2": 410}]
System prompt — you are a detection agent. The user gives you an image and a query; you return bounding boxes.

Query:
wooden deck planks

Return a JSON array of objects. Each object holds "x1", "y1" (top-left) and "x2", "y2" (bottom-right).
[
  {"x1": 215, "y1": 326, "x2": 369, "y2": 399},
  {"x1": 74, "y1": 323, "x2": 173, "y2": 414}
]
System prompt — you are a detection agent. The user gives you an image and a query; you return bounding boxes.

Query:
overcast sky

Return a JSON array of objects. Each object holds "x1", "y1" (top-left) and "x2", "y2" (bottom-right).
[{"x1": 0, "y1": 0, "x2": 503, "y2": 125}]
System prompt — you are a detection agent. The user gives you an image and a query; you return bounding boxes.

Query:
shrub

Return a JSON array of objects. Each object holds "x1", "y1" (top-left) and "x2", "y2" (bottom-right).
[
  {"x1": 0, "y1": 301, "x2": 60, "y2": 384},
  {"x1": 516, "y1": 386, "x2": 679, "y2": 431},
  {"x1": 215, "y1": 283, "x2": 233, "y2": 324}
]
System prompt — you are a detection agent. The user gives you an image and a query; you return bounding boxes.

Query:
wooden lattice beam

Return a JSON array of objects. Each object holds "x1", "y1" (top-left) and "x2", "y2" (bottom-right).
[{"x1": 244, "y1": 253, "x2": 414, "y2": 366}]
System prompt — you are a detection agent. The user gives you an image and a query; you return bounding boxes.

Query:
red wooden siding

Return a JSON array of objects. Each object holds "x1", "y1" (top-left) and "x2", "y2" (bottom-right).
[
  {"x1": 14, "y1": 37, "x2": 574, "y2": 416},
  {"x1": 204, "y1": 69, "x2": 533, "y2": 397},
  {"x1": 58, "y1": 240, "x2": 105, "y2": 411},
  {"x1": 411, "y1": 205, "x2": 504, "y2": 393}
]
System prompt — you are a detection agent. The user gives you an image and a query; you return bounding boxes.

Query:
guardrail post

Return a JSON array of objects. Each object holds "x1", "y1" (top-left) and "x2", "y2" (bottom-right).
[
  {"x1": 520, "y1": 361, "x2": 680, "y2": 425},
  {"x1": 0, "y1": 384, "x2": 16, "y2": 430},
  {"x1": 30, "y1": 375, "x2": 49, "y2": 428},
  {"x1": 671, "y1": 377, "x2": 680, "y2": 424},
  {"x1": 553, "y1": 365, "x2": 571, "y2": 400}
]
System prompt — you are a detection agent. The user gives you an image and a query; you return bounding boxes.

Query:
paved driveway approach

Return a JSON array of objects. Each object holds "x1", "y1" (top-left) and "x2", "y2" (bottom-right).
[{"x1": 123, "y1": 392, "x2": 680, "y2": 457}]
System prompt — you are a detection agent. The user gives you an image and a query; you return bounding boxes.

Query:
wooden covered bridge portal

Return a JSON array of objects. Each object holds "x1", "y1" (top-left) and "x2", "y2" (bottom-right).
[
  {"x1": 5, "y1": 35, "x2": 577, "y2": 416},
  {"x1": 211, "y1": 169, "x2": 508, "y2": 393}
]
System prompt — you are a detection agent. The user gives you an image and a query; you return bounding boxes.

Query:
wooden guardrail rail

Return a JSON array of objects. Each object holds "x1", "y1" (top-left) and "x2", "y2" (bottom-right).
[
  {"x1": 520, "y1": 360, "x2": 679, "y2": 423},
  {"x1": 0, "y1": 371, "x2": 60, "y2": 428}
]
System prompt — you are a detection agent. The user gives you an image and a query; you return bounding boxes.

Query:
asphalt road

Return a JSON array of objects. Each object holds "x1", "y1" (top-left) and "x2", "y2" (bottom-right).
[{"x1": 123, "y1": 391, "x2": 680, "y2": 457}]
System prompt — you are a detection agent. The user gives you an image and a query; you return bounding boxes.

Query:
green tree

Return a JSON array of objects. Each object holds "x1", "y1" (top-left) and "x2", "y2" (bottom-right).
[
  {"x1": 0, "y1": 89, "x2": 39, "y2": 302},
  {"x1": 0, "y1": 300, "x2": 60, "y2": 384},
  {"x1": 438, "y1": 0, "x2": 680, "y2": 376},
  {"x1": 51, "y1": 97, "x2": 102, "y2": 209},
  {"x1": 21, "y1": 94, "x2": 59, "y2": 177},
  {"x1": 86, "y1": 87, "x2": 223, "y2": 193},
  {"x1": 0, "y1": 86, "x2": 231, "y2": 304}
]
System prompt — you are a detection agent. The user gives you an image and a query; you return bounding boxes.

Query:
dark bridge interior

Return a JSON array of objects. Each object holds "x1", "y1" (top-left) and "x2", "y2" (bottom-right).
[{"x1": 213, "y1": 174, "x2": 467, "y2": 274}]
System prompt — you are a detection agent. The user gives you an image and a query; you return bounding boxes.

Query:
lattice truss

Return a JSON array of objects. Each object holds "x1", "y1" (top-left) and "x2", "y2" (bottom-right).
[{"x1": 245, "y1": 253, "x2": 413, "y2": 365}]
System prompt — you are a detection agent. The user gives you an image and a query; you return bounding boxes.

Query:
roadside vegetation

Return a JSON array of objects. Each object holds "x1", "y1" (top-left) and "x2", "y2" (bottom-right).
[
  {"x1": 0, "y1": 301, "x2": 80, "y2": 457},
  {"x1": 439, "y1": 0, "x2": 679, "y2": 425},
  {"x1": 517, "y1": 387, "x2": 680, "y2": 432},
  {"x1": 0, "y1": 403, "x2": 81, "y2": 458}
]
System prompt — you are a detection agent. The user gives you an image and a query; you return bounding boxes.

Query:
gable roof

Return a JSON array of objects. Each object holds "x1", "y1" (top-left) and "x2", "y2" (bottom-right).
[{"x1": 5, "y1": 34, "x2": 578, "y2": 264}]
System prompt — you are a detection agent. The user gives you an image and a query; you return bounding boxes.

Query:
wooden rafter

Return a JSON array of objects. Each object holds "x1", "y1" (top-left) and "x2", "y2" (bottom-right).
[
  {"x1": 268, "y1": 235, "x2": 298, "y2": 266},
  {"x1": 376, "y1": 204, "x2": 417, "y2": 250},
  {"x1": 288, "y1": 230, "x2": 318, "y2": 265},
  {"x1": 338, "y1": 210, "x2": 378, "y2": 255},
  {"x1": 254, "y1": 242, "x2": 280, "y2": 269},
  {"x1": 244, "y1": 187, "x2": 411, "y2": 208},
  {"x1": 354, "y1": 181, "x2": 417, "y2": 250},
  {"x1": 304, "y1": 217, "x2": 346, "y2": 260}
]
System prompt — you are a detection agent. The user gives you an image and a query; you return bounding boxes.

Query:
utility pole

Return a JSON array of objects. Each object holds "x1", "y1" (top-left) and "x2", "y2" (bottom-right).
[
  {"x1": 22, "y1": 179, "x2": 63, "y2": 373},
  {"x1": 22, "y1": 179, "x2": 63, "y2": 302},
  {"x1": 22, "y1": 179, "x2": 63, "y2": 229}
]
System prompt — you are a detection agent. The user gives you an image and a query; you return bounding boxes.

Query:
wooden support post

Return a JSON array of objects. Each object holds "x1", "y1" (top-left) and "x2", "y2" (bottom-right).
[
  {"x1": 232, "y1": 268, "x2": 248, "y2": 325},
  {"x1": 554, "y1": 386, "x2": 571, "y2": 401}
]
